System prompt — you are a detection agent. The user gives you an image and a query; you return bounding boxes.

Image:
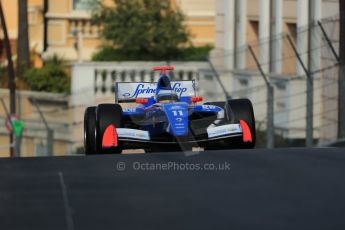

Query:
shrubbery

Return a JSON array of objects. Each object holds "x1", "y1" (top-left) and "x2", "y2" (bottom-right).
[
  {"x1": 92, "y1": 45, "x2": 213, "y2": 61},
  {"x1": 23, "y1": 55, "x2": 70, "y2": 94}
]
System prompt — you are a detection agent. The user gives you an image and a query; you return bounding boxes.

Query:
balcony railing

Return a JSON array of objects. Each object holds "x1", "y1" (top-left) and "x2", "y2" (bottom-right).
[
  {"x1": 46, "y1": 12, "x2": 101, "y2": 38},
  {"x1": 69, "y1": 18, "x2": 100, "y2": 38}
]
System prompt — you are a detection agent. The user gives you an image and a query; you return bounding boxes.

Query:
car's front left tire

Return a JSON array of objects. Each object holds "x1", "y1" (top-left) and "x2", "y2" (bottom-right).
[
  {"x1": 204, "y1": 99, "x2": 256, "y2": 149},
  {"x1": 228, "y1": 99, "x2": 256, "y2": 148}
]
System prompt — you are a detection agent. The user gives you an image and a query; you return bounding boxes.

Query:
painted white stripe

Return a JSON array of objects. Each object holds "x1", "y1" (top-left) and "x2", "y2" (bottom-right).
[
  {"x1": 116, "y1": 128, "x2": 150, "y2": 140},
  {"x1": 207, "y1": 124, "x2": 242, "y2": 138}
]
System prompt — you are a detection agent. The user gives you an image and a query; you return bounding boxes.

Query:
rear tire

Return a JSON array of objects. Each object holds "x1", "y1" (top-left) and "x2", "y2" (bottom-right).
[
  {"x1": 84, "y1": 107, "x2": 96, "y2": 155},
  {"x1": 96, "y1": 104, "x2": 124, "y2": 154}
]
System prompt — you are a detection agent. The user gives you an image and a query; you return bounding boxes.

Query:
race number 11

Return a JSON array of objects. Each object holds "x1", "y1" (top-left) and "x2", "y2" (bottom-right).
[{"x1": 172, "y1": 110, "x2": 183, "y2": 116}]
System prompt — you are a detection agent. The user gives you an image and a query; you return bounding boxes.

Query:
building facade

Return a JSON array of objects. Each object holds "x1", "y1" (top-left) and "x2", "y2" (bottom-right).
[
  {"x1": 214, "y1": 0, "x2": 338, "y2": 71},
  {"x1": 213, "y1": 0, "x2": 339, "y2": 143},
  {"x1": 0, "y1": 0, "x2": 44, "y2": 65},
  {"x1": 0, "y1": 0, "x2": 216, "y2": 63}
]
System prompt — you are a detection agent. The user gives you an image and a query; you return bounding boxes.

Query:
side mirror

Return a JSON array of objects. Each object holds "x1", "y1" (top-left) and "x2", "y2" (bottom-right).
[
  {"x1": 136, "y1": 98, "x2": 149, "y2": 104},
  {"x1": 190, "y1": 96, "x2": 203, "y2": 103}
]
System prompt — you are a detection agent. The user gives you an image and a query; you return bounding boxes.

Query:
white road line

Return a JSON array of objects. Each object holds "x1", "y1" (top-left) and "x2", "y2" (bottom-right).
[{"x1": 58, "y1": 171, "x2": 75, "y2": 230}]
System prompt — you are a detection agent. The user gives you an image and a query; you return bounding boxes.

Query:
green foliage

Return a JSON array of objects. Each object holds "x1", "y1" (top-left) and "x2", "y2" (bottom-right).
[
  {"x1": 92, "y1": 0, "x2": 191, "y2": 60},
  {"x1": 92, "y1": 45, "x2": 213, "y2": 61},
  {"x1": 178, "y1": 45, "x2": 213, "y2": 61},
  {"x1": 44, "y1": 54, "x2": 67, "y2": 66},
  {"x1": 92, "y1": 46, "x2": 154, "y2": 61},
  {"x1": 23, "y1": 55, "x2": 70, "y2": 94}
]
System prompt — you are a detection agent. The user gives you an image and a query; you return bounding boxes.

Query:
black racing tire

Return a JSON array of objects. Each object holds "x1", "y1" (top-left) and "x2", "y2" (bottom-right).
[
  {"x1": 84, "y1": 106, "x2": 96, "y2": 155},
  {"x1": 205, "y1": 99, "x2": 256, "y2": 149},
  {"x1": 228, "y1": 99, "x2": 256, "y2": 148},
  {"x1": 95, "y1": 104, "x2": 124, "y2": 154}
]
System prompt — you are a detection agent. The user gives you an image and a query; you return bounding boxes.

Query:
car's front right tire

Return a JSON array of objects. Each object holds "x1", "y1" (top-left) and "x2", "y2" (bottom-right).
[{"x1": 95, "y1": 104, "x2": 124, "y2": 154}]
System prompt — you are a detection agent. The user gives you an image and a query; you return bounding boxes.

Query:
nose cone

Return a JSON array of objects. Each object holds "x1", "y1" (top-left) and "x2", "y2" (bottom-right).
[{"x1": 161, "y1": 103, "x2": 188, "y2": 136}]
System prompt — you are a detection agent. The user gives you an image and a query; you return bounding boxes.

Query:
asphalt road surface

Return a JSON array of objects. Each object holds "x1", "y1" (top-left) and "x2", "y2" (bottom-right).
[{"x1": 1, "y1": 148, "x2": 345, "y2": 230}]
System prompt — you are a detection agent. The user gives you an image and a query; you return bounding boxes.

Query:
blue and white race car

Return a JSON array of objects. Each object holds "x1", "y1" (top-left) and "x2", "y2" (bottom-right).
[{"x1": 84, "y1": 66, "x2": 256, "y2": 154}]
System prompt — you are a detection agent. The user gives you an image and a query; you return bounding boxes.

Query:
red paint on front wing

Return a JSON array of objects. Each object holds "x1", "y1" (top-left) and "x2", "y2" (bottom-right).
[
  {"x1": 240, "y1": 120, "x2": 252, "y2": 143},
  {"x1": 102, "y1": 125, "x2": 118, "y2": 148}
]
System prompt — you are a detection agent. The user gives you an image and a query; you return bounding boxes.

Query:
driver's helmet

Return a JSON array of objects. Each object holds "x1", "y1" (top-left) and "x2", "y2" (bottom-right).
[
  {"x1": 157, "y1": 90, "x2": 179, "y2": 103},
  {"x1": 156, "y1": 75, "x2": 179, "y2": 103}
]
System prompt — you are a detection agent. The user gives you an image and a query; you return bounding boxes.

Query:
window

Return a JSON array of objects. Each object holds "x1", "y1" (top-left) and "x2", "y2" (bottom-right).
[
  {"x1": 73, "y1": 0, "x2": 98, "y2": 11},
  {"x1": 286, "y1": 23, "x2": 297, "y2": 42},
  {"x1": 248, "y1": 21, "x2": 259, "y2": 43}
]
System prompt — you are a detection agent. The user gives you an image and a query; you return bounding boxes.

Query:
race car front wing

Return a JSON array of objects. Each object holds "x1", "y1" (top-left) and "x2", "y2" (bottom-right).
[{"x1": 115, "y1": 123, "x2": 249, "y2": 145}]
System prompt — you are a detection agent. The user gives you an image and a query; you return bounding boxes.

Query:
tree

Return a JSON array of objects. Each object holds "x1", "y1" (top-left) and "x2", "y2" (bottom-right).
[
  {"x1": 339, "y1": 1, "x2": 345, "y2": 138},
  {"x1": 92, "y1": 0, "x2": 190, "y2": 60},
  {"x1": 17, "y1": 0, "x2": 30, "y2": 75}
]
